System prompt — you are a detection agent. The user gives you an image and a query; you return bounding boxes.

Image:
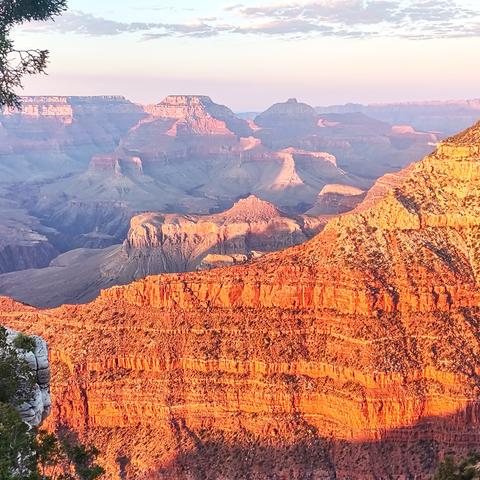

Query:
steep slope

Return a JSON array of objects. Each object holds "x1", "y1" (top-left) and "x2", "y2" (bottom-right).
[
  {"x1": 34, "y1": 95, "x2": 362, "y2": 244},
  {"x1": 255, "y1": 98, "x2": 318, "y2": 136},
  {"x1": 31, "y1": 153, "x2": 193, "y2": 249},
  {"x1": 0, "y1": 192, "x2": 58, "y2": 273},
  {"x1": 0, "y1": 96, "x2": 147, "y2": 256},
  {"x1": 124, "y1": 194, "x2": 312, "y2": 264},
  {"x1": 306, "y1": 184, "x2": 366, "y2": 215},
  {"x1": 0, "y1": 196, "x2": 324, "y2": 307},
  {"x1": 2, "y1": 95, "x2": 441, "y2": 269},
  {"x1": 145, "y1": 95, "x2": 252, "y2": 137},
  {"x1": 2, "y1": 121, "x2": 480, "y2": 478}
]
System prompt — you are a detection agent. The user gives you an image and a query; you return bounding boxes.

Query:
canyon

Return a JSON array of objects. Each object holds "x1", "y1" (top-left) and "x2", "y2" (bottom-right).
[
  {"x1": 0, "y1": 195, "x2": 326, "y2": 307},
  {"x1": 1, "y1": 120, "x2": 480, "y2": 478},
  {"x1": 0, "y1": 94, "x2": 445, "y2": 304}
]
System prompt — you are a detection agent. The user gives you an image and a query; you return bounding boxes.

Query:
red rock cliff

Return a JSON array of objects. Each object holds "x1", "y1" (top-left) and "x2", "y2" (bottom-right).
[{"x1": 3, "y1": 123, "x2": 480, "y2": 478}]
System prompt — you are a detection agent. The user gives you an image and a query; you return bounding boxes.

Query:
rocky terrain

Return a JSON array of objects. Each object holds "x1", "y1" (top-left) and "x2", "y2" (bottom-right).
[
  {"x1": 0, "y1": 193, "x2": 58, "y2": 273},
  {"x1": 318, "y1": 99, "x2": 480, "y2": 136},
  {"x1": 145, "y1": 94, "x2": 252, "y2": 137},
  {"x1": 0, "y1": 96, "x2": 145, "y2": 182},
  {"x1": 0, "y1": 195, "x2": 325, "y2": 307},
  {"x1": 255, "y1": 100, "x2": 439, "y2": 180},
  {"x1": 0, "y1": 94, "x2": 443, "y2": 278},
  {"x1": 306, "y1": 183, "x2": 366, "y2": 216},
  {"x1": 1, "y1": 120, "x2": 480, "y2": 478},
  {"x1": 0, "y1": 93, "x2": 440, "y2": 286},
  {"x1": 0, "y1": 96, "x2": 146, "y2": 263},
  {"x1": 1, "y1": 323, "x2": 51, "y2": 426}
]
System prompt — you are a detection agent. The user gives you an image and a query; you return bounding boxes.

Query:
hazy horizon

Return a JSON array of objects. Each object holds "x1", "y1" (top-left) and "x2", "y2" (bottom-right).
[
  {"x1": 12, "y1": 89, "x2": 480, "y2": 113},
  {"x1": 14, "y1": 0, "x2": 480, "y2": 111}
]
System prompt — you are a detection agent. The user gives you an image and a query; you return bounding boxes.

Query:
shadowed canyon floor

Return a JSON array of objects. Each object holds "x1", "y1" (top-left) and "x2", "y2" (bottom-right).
[{"x1": 2, "y1": 121, "x2": 480, "y2": 478}]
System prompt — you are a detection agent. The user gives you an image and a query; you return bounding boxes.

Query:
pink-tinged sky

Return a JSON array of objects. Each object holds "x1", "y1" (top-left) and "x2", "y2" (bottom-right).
[{"x1": 15, "y1": 0, "x2": 480, "y2": 111}]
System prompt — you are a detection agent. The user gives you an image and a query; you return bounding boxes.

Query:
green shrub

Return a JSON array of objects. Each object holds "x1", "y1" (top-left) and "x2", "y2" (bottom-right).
[
  {"x1": 0, "y1": 327, "x2": 35, "y2": 404},
  {"x1": 434, "y1": 452, "x2": 480, "y2": 479},
  {"x1": 13, "y1": 333, "x2": 36, "y2": 352}
]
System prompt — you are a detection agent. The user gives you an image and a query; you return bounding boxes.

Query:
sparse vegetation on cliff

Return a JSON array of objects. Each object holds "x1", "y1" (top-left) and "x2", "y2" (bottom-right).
[
  {"x1": 0, "y1": 326, "x2": 35, "y2": 405},
  {"x1": 434, "y1": 453, "x2": 480, "y2": 479},
  {"x1": 36, "y1": 431, "x2": 105, "y2": 480},
  {"x1": 13, "y1": 333, "x2": 37, "y2": 352},
  {"x1": 0, "y1": 403, "x2": 38, "y2": 479},
  {"x1": 0, "y1": 326, "x2": 104, "y2": 479}
]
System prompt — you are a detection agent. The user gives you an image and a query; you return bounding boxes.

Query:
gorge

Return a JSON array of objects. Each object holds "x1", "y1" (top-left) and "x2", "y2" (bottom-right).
[
  {"x1": 1, "y1": 119, "x2": 480, "y2": 478},
  {"x1": 0, "y1": 94, "x2": 448, "y2": 306}
]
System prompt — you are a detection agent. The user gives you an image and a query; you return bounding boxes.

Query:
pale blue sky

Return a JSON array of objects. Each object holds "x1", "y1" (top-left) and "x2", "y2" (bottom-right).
[{"x1": 15, "y1": 0, "x2": 480, "y2": 110}]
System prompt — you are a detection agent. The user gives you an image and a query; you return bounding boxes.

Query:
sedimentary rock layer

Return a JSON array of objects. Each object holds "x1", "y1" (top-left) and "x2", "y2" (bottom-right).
[
  {"x1": 0, "y1": 196, "x2": 324, "y2": 307},
  {"x1": 317, "y1": 99, "x2": 480, "y2": 135},
  {"x1": 2, "y1": 120, "x2": 480, "y2": 479}
]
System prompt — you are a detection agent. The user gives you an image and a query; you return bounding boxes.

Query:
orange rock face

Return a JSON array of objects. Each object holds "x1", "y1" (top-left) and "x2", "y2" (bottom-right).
[{"x1": 3, "y1": 123, "x2": 480, "y2": 478}]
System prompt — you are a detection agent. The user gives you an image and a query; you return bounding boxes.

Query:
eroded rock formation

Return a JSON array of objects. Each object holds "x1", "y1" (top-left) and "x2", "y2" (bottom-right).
[
  {"x1": 123, "y1": 194, "x2": 321, "y2": 272},
  {"x1": 1, "y1": 122, "x2": 480, "y2": 477},
  {"x1": 0, "y1": 195, "x2": 58, "y2": 274},
  {"x1": 0, "y1": 195, "x2": 324, "y2": 307},
  {"x1": 145, "y1": 95, "x2": 252, "y2": 137},
  {"x1": 306, "y1": 184, "x2": 366, "y2": 216},
  {"x1": 0, "y1": 96, "x2": 146, "y2": 182},
  {"x1": 0, "y1": 94, "x2": 443, "y2": 270},
  {"x1": 254, "y1": 100, "x2": 439, "y2": 180}
]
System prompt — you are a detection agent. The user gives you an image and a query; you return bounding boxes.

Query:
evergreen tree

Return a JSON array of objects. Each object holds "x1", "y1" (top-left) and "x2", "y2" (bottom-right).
[
  {"x1": 0, "y1": 0, "x2": 67, "y2": 107},
  {"x1": 0, "y1": 403, "x2": 38, "y2": 480},
  {"x1": 0, "y1": 327, "x2": 35, "y2": 405}
]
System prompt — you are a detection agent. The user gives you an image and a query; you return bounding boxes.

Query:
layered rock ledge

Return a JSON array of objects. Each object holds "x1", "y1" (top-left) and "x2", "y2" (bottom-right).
[{"x1": 2, "y1": 123, "x2": 480, "y2": 478}]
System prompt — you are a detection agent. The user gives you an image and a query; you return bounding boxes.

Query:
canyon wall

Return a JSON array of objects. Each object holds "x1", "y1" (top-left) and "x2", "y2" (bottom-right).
[
  {"x1": 0, "y1": 95, "x2": 146, "y2": 182},
  {"x1": 0, "y1": 94, "x2": 440, "y2": 276},
  {"x1": 2, "y1": 122, "x2": 480, "y2": 478},
  {"x1": 317, "y1": 99, "x2": 480, "y2": 135},
  {"x1": 0, "y1": 196, "x2": 58, "y2": 274},
  {"x1": 0, "y1": 96, "x2": 147, "y2": 261}
]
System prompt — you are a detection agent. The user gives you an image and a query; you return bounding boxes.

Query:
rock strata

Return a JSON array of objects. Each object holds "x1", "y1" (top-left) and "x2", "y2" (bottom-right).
[
  {"x1": 0, "y1": 196, "x2": 324, "y2": 307},
  {"x1": 2, "y1": 122, "x2": 480, "y2": 477},
  {"x1": 306, "y1": 184, "x2": 366, "y2": 215},
  {"x1": 1, "y1": 94, "x2": 440, "y2": 267},
  {"x1": 0, "y1": 95, "x2": 146, "y2": 182},
  {"x1": 145, "y1": 95, "x2": 252, "y2": 137},
  {"x1": 0, "y1": 196, "x2": 58, "y2": 274},
  {"x1": 318, "y1": 99, "x2": 480, "y2": 135}
]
